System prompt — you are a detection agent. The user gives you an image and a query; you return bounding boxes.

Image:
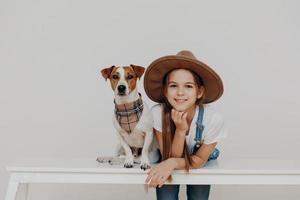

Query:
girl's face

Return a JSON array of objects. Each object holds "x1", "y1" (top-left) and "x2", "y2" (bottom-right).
[{"x1": 165, "y1": 69, "x2": 204, "y2": 112}]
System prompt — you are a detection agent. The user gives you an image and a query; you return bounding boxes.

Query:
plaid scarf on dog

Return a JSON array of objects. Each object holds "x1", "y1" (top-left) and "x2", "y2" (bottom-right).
[{"x1": 114, "y1": 93, "x2": 144, "y2": 134}]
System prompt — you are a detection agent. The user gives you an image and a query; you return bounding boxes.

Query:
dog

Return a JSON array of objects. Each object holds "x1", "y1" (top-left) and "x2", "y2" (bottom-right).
[{"x1": 98, "y1": 64, "x2": 159, "y2": 170}]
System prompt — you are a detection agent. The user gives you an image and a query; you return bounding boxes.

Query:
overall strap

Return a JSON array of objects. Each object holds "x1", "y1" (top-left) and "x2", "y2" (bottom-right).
[
  {"x1": 193, "y1": 105, "x2": 220, "y2": 161},
  {"x1": 194, "y1": 105, "x2": 204, "y2": 148}
]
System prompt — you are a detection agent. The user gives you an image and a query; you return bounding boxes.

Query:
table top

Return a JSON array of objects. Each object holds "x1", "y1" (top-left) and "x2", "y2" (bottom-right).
[{"x1": 6, "y1": 157, "x2": 300, "y2": 175}]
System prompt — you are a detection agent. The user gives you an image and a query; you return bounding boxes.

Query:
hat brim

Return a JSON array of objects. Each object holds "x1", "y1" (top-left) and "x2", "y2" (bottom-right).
[{"x1": 144, "y1": 55, "x2": 223, "y2": 104}]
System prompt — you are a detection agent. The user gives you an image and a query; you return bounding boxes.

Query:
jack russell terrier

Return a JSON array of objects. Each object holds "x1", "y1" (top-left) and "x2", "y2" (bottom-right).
[{"x1": 97, "y1": 65, "x2": 159, "y2": 170}]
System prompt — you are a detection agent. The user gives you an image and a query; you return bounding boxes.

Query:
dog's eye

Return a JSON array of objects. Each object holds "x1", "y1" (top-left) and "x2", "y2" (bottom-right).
[
  {"x1": 127, "y1": 75, "x2": 134, "y2": 80},
  {"x1": 112, "y1": 75, "x2": 119, "y2": 79}
]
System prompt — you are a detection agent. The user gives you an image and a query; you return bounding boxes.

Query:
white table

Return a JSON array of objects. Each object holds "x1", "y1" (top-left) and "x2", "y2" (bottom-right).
[{"x1": 5, "y1": 158, "x2": 300, "y2": 200}]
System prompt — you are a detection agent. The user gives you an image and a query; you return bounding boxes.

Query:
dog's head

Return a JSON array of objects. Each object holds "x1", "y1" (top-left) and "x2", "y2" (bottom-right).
[{"x1": 101, "y1": 65, "x2": 145, "y2": 96}]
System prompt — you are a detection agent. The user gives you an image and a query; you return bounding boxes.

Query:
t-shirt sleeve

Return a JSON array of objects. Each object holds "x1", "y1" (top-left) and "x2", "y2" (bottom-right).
[
  {"x1": 203, "y1": 111, "x2": 228, "y2": 144},
  {"x1": 150, "y1": 104, "x2": 162, "y2": 132}
]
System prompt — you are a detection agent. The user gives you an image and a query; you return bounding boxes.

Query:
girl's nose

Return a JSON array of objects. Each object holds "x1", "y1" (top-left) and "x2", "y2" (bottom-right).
[{"x1": 177, "y1": 87, "x2": 184, "y2": 95}]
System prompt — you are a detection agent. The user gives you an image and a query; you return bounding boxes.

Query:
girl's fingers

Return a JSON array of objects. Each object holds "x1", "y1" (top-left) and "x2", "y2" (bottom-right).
[
  {"x1": 171, "y1": 109, "x2": 175, "y2": 122},
  {"x1": 158, "y1": 182, "x2": 164, "y2": 188},
  {"x1": 176, "y1": 111, "x2": 181, "y2": 120},
  {"x1": 177, "y1": 110, "x2": 183, "y2": 118},
  {"x1": 172, "y1": 109, "x2": 185, "y2": 121},
  {"x1": 146, "y1": 171, "x2": 158, "y2": 186},
  {"x1": 145, "y1": 170, "x2": 156, "y2": 183},
  {"x1": 147, "y1": 168, "x2": 156, "y2": 176},
  {"x1": 150, "y1": 174, "x2": 161, "y2": 188},
  {"x1": 183, "y1": 112, "x2": 187, "y2": 120},
  {"x1": 145, "y1": 175, "x2": 151, "y2": 184},
  {"x1": 149, "y1": 179, "x2": 157, "y2": 188},
  {"x1": 176, "y1": 112, "x2": 185, "y2": 123},
  {"x1": 172, "y1": 110, "x2": 179, "y2": 124},
  {"x1": 177, "y1": 111, "x2": 182, "y2": 119},
  {"x1": 171, "y1": 109, "x2": 175, "y2": 121},
  {"x1": 158, "y1": 176, "x2": 166, "y2": 188}
]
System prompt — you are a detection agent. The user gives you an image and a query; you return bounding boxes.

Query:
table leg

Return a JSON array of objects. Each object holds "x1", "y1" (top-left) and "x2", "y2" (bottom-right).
[
  {"x1": 17, "y1": 183, "x2": 29, "y2": 200},
  {"x1": 5, "y1": 176, "x2": 20, "y2": 200}
]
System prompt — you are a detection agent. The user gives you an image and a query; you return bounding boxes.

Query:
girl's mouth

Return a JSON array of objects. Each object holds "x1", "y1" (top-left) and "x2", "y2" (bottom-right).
[{"x1": 175, "y1": 98, "x2": 187, "y2": 103}]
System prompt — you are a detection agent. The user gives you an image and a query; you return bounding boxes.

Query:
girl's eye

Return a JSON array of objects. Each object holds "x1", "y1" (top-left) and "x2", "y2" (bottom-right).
[
  {"x1": 169, "y1": 85, "x2": 177, "y2": 87},
  {"x1": 112, "y1": 75, "x2": 119, "y2": 79},
  {"x1": 127, "y1": 75, "x2": 134, "y2": 79},
  {"x1": 186, "y1": 85, "x2": 193, "y2": 88}
]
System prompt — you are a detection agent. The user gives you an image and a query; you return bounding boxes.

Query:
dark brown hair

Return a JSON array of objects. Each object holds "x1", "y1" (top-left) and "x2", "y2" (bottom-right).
[{"x1": 161, "y1": 69, "x2": 205, "y2": 172}]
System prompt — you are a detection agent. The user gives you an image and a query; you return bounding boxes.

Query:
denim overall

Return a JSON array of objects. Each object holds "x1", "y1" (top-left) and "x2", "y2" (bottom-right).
[
  {"x1": 193, "y1": 105, "x2": 220, "y2": 161},
  {"x1": 156, "y1": 105, "x2": 218, "y2": 200}
]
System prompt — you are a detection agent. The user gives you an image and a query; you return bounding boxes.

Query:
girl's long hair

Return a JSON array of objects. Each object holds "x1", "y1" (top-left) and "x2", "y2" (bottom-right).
[{"x1": 161, "y1": 69, "x2": 205, "y2": 172}]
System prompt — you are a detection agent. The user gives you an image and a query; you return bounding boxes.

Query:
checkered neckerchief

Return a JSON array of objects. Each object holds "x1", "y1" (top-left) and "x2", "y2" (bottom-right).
[{"x1": 114, "y1": 93, "x2": 144, "y2": 134}]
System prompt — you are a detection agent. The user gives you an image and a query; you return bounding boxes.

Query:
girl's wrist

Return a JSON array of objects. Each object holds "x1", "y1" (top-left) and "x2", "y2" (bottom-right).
[
  {"x1": 167, "y1": 158, "x2": 178, "y2": 169},
  {"x1": 175, "y1": 129, "x2": 188, "y2": 136}
]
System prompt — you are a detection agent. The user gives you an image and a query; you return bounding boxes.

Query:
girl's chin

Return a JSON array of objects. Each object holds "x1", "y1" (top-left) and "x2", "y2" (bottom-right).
[
  {"x1": 171, "y1": 105, "x2": 189, "y2": 112},
  {"x1": 170, "y1": 101, "x2": 196, "y2": 112}
]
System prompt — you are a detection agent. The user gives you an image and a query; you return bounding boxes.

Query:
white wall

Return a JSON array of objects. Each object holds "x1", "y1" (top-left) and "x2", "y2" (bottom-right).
[{"x1": 1, "y1": 0, "x2": 300, "y2": 199}]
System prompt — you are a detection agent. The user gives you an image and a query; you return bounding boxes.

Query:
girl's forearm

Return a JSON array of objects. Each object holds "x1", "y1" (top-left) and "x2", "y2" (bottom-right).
[
  {"x1": 168, "y1": 156, "x2": 206, "y2": 170},
  {"x1": 171, "y1": 130, "x2": 186, "y2": 157}
]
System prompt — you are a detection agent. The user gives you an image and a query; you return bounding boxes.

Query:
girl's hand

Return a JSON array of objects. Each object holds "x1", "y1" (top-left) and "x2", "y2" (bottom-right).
[
  {"x1": 171, "y1": 109, "x2": 188, "y2": 133},
  {"x1": 145, "y1": 158, "x2": 176, "y2": 188}
]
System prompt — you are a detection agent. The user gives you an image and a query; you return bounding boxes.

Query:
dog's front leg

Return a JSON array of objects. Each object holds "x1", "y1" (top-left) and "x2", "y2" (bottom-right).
[
  {"x1": 114, "y1": 142, "x2": 123, "y2": 157},
  {"x1": 117, "y1": 134, "x2": 134, "y2": 168},
  {"x1": 140, "y1": 131, "x2": 153, "y2": 170}
]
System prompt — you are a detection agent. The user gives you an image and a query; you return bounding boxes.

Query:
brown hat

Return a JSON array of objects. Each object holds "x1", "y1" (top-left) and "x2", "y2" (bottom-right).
[{"x1": 144, "y1": 50, "x2": 224, "y2": 104}]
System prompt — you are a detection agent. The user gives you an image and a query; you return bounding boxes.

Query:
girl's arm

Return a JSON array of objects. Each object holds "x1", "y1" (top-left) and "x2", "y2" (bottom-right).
[
  {"x1": 153, "y1": 127, "x2": 217, "y2": 169},
  {"x1": 154, "y1": 128, "x2": 187, "y2": 158},
  {"x1": 145, "y1": 142, "x2": 217, "y2": 188},
  {"x1": 170, "y1": 109, "x2": 189, "y2": 157},
  {"x1": 171, "y1": 129, "x2": 186, "y2": 157},
  {"x1": 169, "y1": 142, "x2": 217, "y2": 169}
]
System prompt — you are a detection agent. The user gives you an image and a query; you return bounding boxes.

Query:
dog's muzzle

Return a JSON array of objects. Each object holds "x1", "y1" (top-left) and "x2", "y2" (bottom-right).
[{"x1": 117, "y1": 85, "x2": 126, "y2": 95}]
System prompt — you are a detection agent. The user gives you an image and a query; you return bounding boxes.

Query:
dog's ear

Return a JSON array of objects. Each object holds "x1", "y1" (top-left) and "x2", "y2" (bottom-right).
[
  {"x1": 130, "y1": 64, "x2": 145, "y2": 79},
  {"x1": 101, "y1": 65, "x2": 116, "y2": 81}
]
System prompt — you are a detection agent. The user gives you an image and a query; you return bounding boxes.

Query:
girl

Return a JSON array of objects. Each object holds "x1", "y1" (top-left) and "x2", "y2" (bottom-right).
[{"x1": 143, "y1": 50, "x2": 227, "y2": 200}]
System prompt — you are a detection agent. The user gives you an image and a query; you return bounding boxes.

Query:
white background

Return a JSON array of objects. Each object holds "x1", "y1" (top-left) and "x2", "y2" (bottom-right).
[{"x1": 1, "y1": 0, "x2": 300, "y2": 199}]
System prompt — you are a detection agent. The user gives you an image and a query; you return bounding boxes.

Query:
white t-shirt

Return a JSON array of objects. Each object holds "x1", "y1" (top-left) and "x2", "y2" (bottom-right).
[{"x1": 151, "y1": 104, "x2": 227, "y2": 153}]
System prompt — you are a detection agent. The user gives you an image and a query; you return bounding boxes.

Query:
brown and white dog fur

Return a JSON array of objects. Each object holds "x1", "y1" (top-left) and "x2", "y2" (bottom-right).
[{"x1": 99, "y1": 65, "x2": 158, "y2": 170}]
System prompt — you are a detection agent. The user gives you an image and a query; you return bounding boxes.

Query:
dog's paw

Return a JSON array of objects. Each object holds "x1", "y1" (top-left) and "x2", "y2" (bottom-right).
[
  {"x1": 124, "y1": 157, "x2": 134, "y2": 168},
  {"x1": 140, "y1": 156, "x2": 151, "y2": 170},
  {"x1": 96, "y1": 156, "x2": 113, "y2": 163},
  {"x1": 140, "y1": 162, "x2": 151, "y2": 170}
]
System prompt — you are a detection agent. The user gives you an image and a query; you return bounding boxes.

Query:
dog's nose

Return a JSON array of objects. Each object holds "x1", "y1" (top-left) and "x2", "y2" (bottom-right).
[{"x1": 117, "y1": 85, "x2": 126, "y2": 93}]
